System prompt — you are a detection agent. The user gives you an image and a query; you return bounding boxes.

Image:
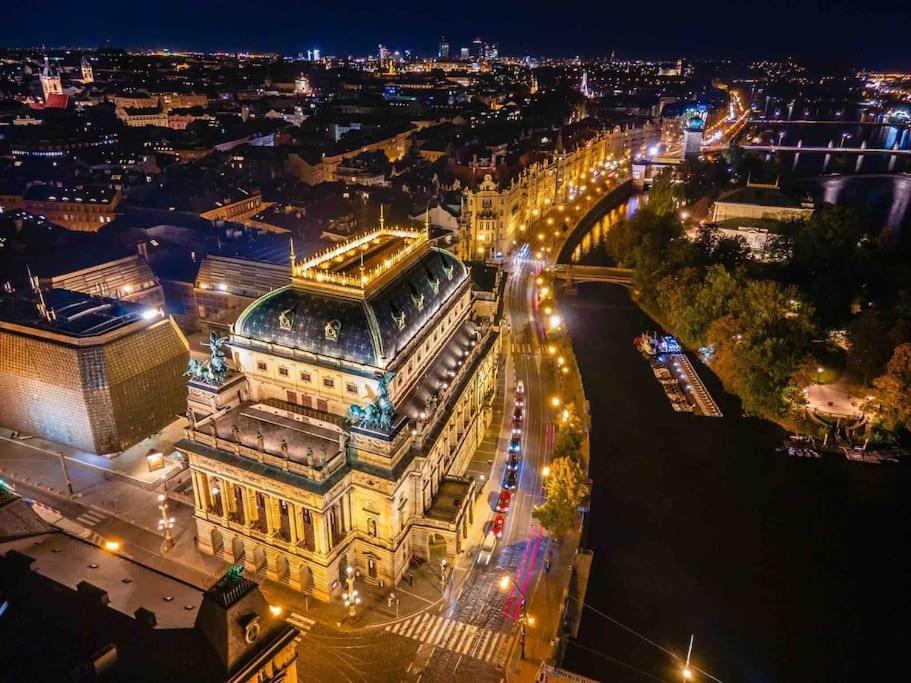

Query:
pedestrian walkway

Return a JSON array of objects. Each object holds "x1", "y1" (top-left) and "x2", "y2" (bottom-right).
[
  {"x1": 75, "y1": 508, "x2": 105, "y2": 528},
  {"x1": 385, "y1": 612, "x2": 514, "y2": 665},
  {"x1": 0, "y1": 419, "x2": 187, "y2": 491},
  {"x1": 285, "y1": 611, "x2": 316, "y2": 634}
]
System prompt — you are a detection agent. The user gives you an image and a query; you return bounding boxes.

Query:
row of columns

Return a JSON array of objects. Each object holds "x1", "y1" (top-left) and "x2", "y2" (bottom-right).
[{"x1": 192, "y1": 469, "x2": 333, "y2": 554}]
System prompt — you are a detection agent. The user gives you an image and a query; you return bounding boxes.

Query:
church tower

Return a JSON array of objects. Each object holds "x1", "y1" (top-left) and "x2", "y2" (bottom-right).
[
  {"x1": 39, "y1": 56, "x2": 63, "y2": 100},
  {"x1": 80, "y1": 55, "x2": 94, "y2": 84},
  {"x1": 579, "y1": 71, "x2": 592, "y2": 99}
]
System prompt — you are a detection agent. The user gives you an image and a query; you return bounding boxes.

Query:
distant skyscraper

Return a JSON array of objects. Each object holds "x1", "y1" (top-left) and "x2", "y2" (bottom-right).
[
  {"x1": 312, "y1": 48, "x2": 321, "y2": 61},
  {"x1": 471, "y1": 36, "x2": 483, "y2": 59},
  {"x1": 378, "y1": 44, "x2": 388, "y2": 67},
  {"x1": 460, "y1": 47, "x2": 470, "y2": 60},
  {"x1": 39, "y1": 56, "x2": 62, "y2": 101},
  {"x1": 439, "y1": 36, "x2": 450, "y2": 59},
  {"x1": 80, "y1": 55, "x2": 93, "y2": 84}
]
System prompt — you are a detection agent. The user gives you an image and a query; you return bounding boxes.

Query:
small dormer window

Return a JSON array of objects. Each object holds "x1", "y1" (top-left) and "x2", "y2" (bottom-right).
[
  {"x1": 278, "y1": 308, "x2": 294, "y2": 331},
  {"x1": 243, "y1": 614, "x2": 262, "y2": 644},
  {"x1": 325, "y1": 319, "x2": 341, "y2": 342}
]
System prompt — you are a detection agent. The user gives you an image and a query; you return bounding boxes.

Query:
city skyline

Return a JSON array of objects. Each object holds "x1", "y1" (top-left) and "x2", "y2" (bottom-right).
[
  {"x1": 1, "y1": 18, "x2": 910, "y2": 683},
  {"x1": 2, "y1": 0, "x2": 910, "y2": 67}
]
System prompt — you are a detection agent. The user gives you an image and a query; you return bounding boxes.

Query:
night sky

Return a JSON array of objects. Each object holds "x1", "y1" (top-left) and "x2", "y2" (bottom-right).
[{"x1": 2, "y1": 0, "x2": 909, "y2": 68}]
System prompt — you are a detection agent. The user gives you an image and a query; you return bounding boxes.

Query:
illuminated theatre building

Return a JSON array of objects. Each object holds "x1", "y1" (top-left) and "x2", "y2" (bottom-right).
[{"x1": 180, "y1": 223, "x2": 499, "y2": 600}]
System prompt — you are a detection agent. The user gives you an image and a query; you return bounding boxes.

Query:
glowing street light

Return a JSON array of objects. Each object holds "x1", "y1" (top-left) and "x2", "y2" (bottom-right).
[
  {"x1": 103, "y1": 539, "x2": 121, "y2": 552},
  {"x1": 550, "y1": 396, "x2": 562, "y2": 408},
  {"x1": 157, "y1": 493, "x2": 176, "y2": 552},
  {"x1": 498, "y1": 574, "x2": 530, "y2": 658},
  {"x1": 682, "y1": 634, "x2": 695, "y2": 681}
]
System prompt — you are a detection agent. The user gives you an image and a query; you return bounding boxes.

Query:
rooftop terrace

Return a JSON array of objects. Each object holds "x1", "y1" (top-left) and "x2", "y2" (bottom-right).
[{"x1": 291, "y1": 225, "x2": 429, "y2": 295}]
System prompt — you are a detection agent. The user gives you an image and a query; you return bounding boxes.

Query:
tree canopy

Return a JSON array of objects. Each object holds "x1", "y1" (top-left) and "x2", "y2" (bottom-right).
[
  {"x1": 873, "y1": 343, "x2": 911, "y2": 433},
  {"x1": 533, "y1": 456, "x2": 589, "y2": 539}
]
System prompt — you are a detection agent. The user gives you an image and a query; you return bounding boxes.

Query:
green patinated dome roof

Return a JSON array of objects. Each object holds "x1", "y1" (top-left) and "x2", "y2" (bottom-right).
[{"x1": 233, "y1": 247, "x2": 467, "y2": 367}]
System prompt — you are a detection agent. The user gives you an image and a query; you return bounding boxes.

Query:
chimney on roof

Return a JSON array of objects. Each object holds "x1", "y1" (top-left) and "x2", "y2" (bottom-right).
[
  {"x1": 76, "y1": 581, "x2": 110, "y2": 607},
  {"x1": 134, "y1": 607, "x2": 158, "y2": 628},
  {"x1": 3, "y1": 549, "x2": 36, "y2": 573}
]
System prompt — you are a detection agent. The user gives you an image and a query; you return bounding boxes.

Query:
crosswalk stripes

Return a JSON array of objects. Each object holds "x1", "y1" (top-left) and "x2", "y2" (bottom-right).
[
  {"x1": 75, "y1": 509, "x2": 105, "y2": 527},
  {"x1": 385, "y1": 613, "x2": 513, "y2": 665},
  {"x1": 510, "y1": 342, "x2": 539, "y2": 356},
  {"x1": 285, "y1": 611, "x2": 315, "y2": 633}
]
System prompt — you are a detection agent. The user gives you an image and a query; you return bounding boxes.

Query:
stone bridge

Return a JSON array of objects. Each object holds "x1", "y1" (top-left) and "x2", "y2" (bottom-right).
[{"x1": 553, "y1": 264, "x2": 634, "y2": 286}]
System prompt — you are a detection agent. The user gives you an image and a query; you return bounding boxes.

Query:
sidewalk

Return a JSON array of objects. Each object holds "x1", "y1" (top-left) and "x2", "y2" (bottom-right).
[
  {"x1": 259, "y1": 557, "x2": 451, "y2": 630},
  {"x1": 0, "y1": 417, "x2": 187, "y2": 491},
  {"x1": 505, "y1": 521, "x2": 583, "y2": 681}
]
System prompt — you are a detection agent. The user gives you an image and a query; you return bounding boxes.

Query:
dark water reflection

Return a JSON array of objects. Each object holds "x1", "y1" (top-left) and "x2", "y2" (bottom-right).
[{"x1": 561, "y1": 284, "x2": 911, "y2": 682}]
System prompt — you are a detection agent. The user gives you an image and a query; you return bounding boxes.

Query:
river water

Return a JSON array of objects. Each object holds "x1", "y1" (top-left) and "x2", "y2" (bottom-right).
[{"x1": 560, "y1": 199, "x2": 911, "y2": 681}]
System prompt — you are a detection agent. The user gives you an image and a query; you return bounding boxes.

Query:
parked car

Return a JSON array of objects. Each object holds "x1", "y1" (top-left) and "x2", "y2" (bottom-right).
[
  {"x1": 512, "y1": 419, "x2": 523, "y2": 435},
  {"x1": 495, "y1": 489, "x2": 512, "y2": 513},
  {"x1": 492, "y1": 514, "x2": 506, "y2": 538},
  {"x1": 507, "y1": 450, "x2": 520, "y2": 470},
  {"x1": 509, "y1": 435, "x2": 522, "y2": 453},
  {"x1": 502, "y1": 468, "x2": 518, "y2": 490},
  {"x1": 513, "y1": 406, "x2": 524, "y2": 422},
  {"x1": 515, "y1": 381, "x2": 525, "y2": 407},
  {"x1": 478, "y1": 530, "x2": 498, "y2": 565}
]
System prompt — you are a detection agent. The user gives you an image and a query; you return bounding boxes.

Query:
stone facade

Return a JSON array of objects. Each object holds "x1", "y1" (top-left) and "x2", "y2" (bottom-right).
[{"x1": 180, "y1": 231, "x2": 501, "y2": 601}]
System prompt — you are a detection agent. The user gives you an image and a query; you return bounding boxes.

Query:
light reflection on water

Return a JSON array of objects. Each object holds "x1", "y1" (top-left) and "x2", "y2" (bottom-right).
[
  {"x1": 570, "y1": 193, "x2": 646, "y2": 263},
  {"x1": 812, "y1": 174, "x2": 911, "y2": 235}
]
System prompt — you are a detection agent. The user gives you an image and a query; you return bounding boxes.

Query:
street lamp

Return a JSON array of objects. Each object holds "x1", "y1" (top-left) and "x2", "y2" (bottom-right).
[
  {"x1": 343, "y1": 588, "x2": 361, "y2": 617},
  {"x1": 440, "y1": 558, "x2": 448, "y2": 593},
  {"x1": 817, "y1": 366, "x2": 824, "y2": 383},
  {"x1": 498, "y1": 574, "x2": 529, "y2": 659},
  {"x1": 157, "y1": 493, "x2": 175, "y2": 552},
  {"x1": 343, "y1": 566, "x2": 360, "y2": 618}
]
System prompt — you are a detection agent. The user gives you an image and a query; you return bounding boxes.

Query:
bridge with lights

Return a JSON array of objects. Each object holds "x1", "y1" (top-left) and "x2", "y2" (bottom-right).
[{"x1": 553, "y1": 264, "x2": 634, "y2": 286}]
